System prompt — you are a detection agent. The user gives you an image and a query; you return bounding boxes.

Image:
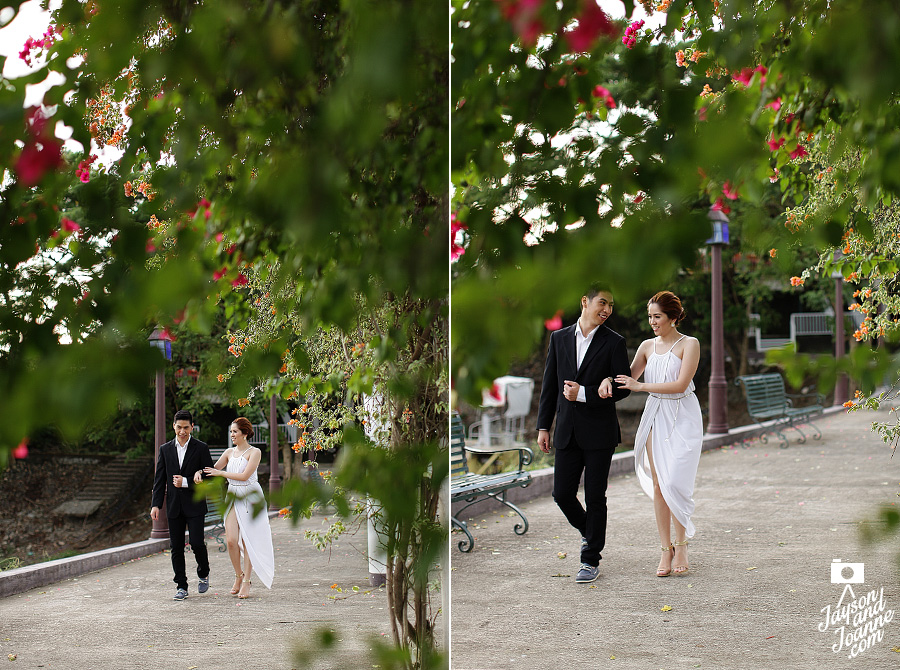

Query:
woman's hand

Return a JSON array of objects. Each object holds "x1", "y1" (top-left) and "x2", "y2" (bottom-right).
[
  {"x1": 598, "y1": 377, "x2": 613, "y2": 398},
  {"x1": 615, "y1": 374, "x2": 642, "y2": 392},
  {"x1": 203, "y1": 466, "x2": 221, "y2": 476}
]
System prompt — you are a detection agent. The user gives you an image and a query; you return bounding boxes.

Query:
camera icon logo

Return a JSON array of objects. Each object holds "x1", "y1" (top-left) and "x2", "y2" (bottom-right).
[{"x1": 831, "y1": 558, "x2": 864, "y2": 584}]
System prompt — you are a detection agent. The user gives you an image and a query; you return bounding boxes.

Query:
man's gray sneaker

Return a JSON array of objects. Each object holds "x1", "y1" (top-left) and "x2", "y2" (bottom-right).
[
  {"x1": 173, "y1": 588, "x2": 188, "y2": 600},
  {"x1": 198, "y1": 577, "x2": 210, "y2": 594},
  {"x1": 575, "y1": 563, "x2": 599, "y2": 583}
]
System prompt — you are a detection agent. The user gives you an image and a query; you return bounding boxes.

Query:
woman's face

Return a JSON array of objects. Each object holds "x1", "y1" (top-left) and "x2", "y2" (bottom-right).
[
  {"x1": 229, "y1": 423, "x2": 242, "y2": 442},
  {"x1": 647, "y1": 303, "x2": 674, "y2": 335}
]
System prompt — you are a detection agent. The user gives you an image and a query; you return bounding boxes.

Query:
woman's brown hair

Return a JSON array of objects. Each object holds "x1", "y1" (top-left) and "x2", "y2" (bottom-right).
[
  {"x1": 232, "y1": 417, "x2": 254, "y2": 439},
  {"x1": 648, "y1": 291, "x2": 686, "y2": 325}
]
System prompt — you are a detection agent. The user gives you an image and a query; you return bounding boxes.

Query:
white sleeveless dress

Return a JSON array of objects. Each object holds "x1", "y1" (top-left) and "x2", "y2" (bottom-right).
[
  {"x1": 225, "y1": 451, "x2": 275, "y2": 588},
  {"x1": 633, "y1": 336, "x2": 703, "y2": 538}
]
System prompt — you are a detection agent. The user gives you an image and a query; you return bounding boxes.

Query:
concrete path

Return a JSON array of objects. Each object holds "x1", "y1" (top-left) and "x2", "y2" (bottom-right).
[
  {"x1": 0, "y1": 516, "x2": 405, "y2": 669},
  {"x1": 450, "y1": 406, "x2": 900, "y2": 669}
]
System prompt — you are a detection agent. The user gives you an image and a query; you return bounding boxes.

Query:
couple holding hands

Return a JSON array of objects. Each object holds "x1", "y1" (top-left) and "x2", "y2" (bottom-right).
[
  {"x1": 537, "y1": 285, "x2": 703, "y2": 583},
  {"x1": 150, "y1": 411, "x2": 275, "y2": 600}
]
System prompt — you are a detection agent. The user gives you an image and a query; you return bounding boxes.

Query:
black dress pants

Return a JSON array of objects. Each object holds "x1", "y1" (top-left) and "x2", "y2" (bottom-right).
[
  {"x1": 168, "y1": 513, "x2": 210, "y2": 591},
  {"x1": 552, "y1": 434, "x2": 614, "y2": 567}
]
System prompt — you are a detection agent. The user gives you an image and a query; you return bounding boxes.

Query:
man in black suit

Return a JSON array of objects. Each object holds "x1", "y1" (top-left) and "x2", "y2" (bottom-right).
[
  {"x1": 537, "y1": 284, "x2": 631, "y2": 583},
  {"x1": 150, "y1": 409, "x2": 214, "y2": 600}
]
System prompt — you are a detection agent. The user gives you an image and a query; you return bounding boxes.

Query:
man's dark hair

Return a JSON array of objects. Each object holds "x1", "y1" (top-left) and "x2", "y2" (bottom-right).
[
  {"x1": 173, "y1": 409, "x2": 193, "y2": 424},
  {"x1": 586, "y1": 283, "x2": 614, "y2": 301}
]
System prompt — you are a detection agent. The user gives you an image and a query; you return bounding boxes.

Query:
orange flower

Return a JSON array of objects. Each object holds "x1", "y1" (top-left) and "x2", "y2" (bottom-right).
[
  {"x1": 790, "y1": 276, "x2": 804, "y2": 287},
  {"x1": 768, "y1": 248, "x2": 777, "y2": 258},
  {"x1": 217, "y1": 374, "x2": 225, "y2": 382},
  {"x1": 843, "y1": 400, "x2": 855, "y2": 408},
  {"x1": 278, "y1": 507, "x2": 291, "y2": 517},
  {"x1": 238, "y1": 398, "x2": 250, "y2": 407}
]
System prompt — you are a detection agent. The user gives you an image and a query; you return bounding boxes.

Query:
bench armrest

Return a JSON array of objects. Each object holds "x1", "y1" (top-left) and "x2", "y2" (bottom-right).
[
  {"x1": 786, "y1": 392, "x2": 826, "y2": 407},
  {"x1": 464, "y1": 443, "x2": 534, "y2": 470}
]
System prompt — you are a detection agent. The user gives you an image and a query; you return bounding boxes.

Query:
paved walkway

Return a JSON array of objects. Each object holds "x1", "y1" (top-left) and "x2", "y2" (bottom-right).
[
  {"x1": 0, "y1": 516, "x2": 408, "y2": 669},
  {"x1": 451, "y1": 406, "x2": 900, "y2": 669}
]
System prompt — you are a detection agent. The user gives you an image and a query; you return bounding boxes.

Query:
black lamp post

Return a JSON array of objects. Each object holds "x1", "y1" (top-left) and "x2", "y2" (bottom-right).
[
  {"x1": 148, "y1": 327, "x2": 172, "y2": 539},
  {"x1": 832, "y1": 251, "x2": 850, "y2": 406},
  {"x1": 268, "y1": 394, "x2": 282, "y2": 509},
  {"x1": 706, "y1": 207, "x2": 730, "y2": 435}
]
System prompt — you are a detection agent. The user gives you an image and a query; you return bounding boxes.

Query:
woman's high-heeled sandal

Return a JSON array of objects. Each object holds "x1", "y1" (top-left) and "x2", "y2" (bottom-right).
[
  {"x1": 657, "y1": 544, "x2": 674, "y2": 577},
  {"x1": 238, "y1": 578, "x2": 251, "y2": 599},
  {"x1": 672, "y1": 540, "x2": 689, "y2": 576},
  {"x1": 230, "y1": 572, "x2": 244, "y2": 595}
]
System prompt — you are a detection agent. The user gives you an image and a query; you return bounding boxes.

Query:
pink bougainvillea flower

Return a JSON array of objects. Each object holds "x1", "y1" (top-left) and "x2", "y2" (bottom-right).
[
  {"x1": 698, "y1": 106, "x2": 707, "y2": 121},
  {"x1": 495, "y1": 0, "x2": 545, "y2": 47},
  {"x1": 15, "y1": 138, "x2": 63, "y2": 186},
  {"x1": 231, "y1": 273, "x2": 248, "y2": 287},
  {"x1": 591, "y1": 85, "x2": 616, "y2": 109},
  {"x1": 767, "y1": 135, "x2": 785, "y2": 151},
  {"x1": 789, "y1": 144, "x2": 808, "y2": 159},
  {"x1": 622, "y1": 18, "x2": 644, "y2": 49},
  {"x1": 451, "y1": 212, "x2": 468, "y2": 262},
  {"x1": 146, "y1": 240, "x2": 157, "y2": 253},
  {"x1": 160, "y1": 327, "x2": 177, "y2": 341},
  {"x1": 732, "y1": 68, "x2": 753, "y2": 86},
  {"x1": 213, "y1": 266, "x2": 228, "y2": 281},
  {"x1": 723, "y1": 181, "x2": 739, "y2": 200},
  {"x1": 711, "y1": 198, "x2": 731, "y2": 214},
  {"x1": 215, "y1": 232, "x2": 224, "y2": 242},
  {"x1": 61, "y1": 217, "x2": 81, "y2": 233},
  {"x1": 12, "y1": 439, "x2": 29, "y2": 459},
  {"x1": 766, "y1": 97, "x2": 782, "y2": 111},
  {"x1": 545, "y1": 309, "x2": 564, "y2": 331},
  {"x1": 753, "y1": 65, "x2": 767, "y2": 84},
  {"x1": 563, "y1": 1, "x2": 617, "y2": 53}
]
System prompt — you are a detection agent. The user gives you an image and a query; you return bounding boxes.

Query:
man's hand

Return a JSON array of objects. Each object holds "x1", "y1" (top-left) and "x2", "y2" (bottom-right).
[
  {"x1": 563, "y1": 380, "x2": 580, "y2": 401},
  {"x1": 150, "y1": 506, "x2": 159, "y2": 521},
  {"x1": 173, "y1": 474, "x2": 184, "y2": 487},
  {"x1": 537, "y1": 429, "x2": 551, "y2": 453},
  {"x1": 193, "y1": 471, "x2": 203, "y2": 484}
]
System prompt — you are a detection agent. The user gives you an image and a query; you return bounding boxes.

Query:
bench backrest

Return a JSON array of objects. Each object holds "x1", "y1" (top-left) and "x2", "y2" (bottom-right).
[
  {"x1": 451, "y1": 412, "x2": 469, "y2": 478},
  {"x1": 735, "y1": 373, "x2": 789, "y2": 414}
]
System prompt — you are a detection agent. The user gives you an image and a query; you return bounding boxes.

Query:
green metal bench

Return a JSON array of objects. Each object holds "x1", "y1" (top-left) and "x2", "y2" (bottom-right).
[
  {"x1": 451, "y1": 411, "x2": 533, "y2": 552},
  {"x1": 735, "y1": 373, "x2": 825, "y2": 448}
]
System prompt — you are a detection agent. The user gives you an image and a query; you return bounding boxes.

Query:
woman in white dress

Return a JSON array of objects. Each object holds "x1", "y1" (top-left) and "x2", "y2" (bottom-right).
[
  {"x1": 603, "y1": 291, "x2": 702, "y2": 577},
  {"x1": 199, "y1": 417, "x2": 275, "y2": 598}
]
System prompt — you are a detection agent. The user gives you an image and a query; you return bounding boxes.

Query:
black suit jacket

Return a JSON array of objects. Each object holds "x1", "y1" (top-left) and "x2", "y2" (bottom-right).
[
  {"x1": 150, "y1": 437, "x2": 214, "y2": 518},
  {"x1": 536, "y1": 323, "x2": 631, "y2": 450}
]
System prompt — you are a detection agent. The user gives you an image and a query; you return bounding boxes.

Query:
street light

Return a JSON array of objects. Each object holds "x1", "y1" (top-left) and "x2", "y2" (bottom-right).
[
  {"x1": 706, "y1": 207, "x2": 730, "y2": 435},
  {"x1": 831, "y1": 251, "x2": 850, "y2": 406},
  {"x1": 148, "y1": 326, "x2": 173, "y2": 539}
]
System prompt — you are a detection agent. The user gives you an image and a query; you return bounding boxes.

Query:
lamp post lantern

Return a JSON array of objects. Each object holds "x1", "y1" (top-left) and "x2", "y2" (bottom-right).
[
  {"x1": 148, "y1": 327, "x2": 173, "y2": 539},
  {"x1": 831, "y1": 252, "x2": 850, "y2": 406},
  {"x1": 706, "y1": 207, "x2": 730, "y2": 435}
]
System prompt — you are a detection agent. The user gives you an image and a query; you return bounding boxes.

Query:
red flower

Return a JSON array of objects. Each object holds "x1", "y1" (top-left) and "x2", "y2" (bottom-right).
[
  {"x1": 15, "y1": 138, "x2": 63, "y2": 186},
  {"x1": 591, "y1": 85, "x2": 616, "y2": 109},
  {"x1": 496, "y1": 0, "x2": 545, "y2": 47},
  {"x1": 12, "y1": 439, "x2": 29, "y2": 460},
  {"x1": 545, "y1": 309, "x2": 563, "y2": 331},
  {"x1": 766, "y1": 97, "x2": 781, "y2": 111},
  {"x1": 231, "y1": 273, "x2": 248, "y2": 287},
  {"x1": 789, "y1": 144, "x2": 808, "y2": 160},
  {"x1": 767, "y1": 136, "x2": 785, "y2": 151},
  {"x1": 451, "y1": 212, "x2": 468, "y2": 262},
  {"x1": 213, "y1": 267, "x2": 228, "y2": 281},
  {"x1": 723, "y1": 181, "x2": 739, "y2": 200},
  {"x1": 711, "y1": 198, "x2": 731, "y2": 214},
  {"x1": 160, "y1": 327, "x2": 176, "y2": 341},
  {"x1": 732, "y1": 68, "x2": 754, "y2": 86},
  {"x1": 563, "y1": 1, "x2": 617, "y2": 53},
  {"x1": 489, "y1": 383, "x2": 503, "y2": 402},
  {"x1": 61, "y1": 217, "x2": 81, "y2": 233}
]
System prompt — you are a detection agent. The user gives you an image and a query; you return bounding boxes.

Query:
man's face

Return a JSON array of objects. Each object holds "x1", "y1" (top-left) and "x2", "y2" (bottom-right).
[
  {"x1": 581, "y1": 291, "x2": 614, "y2": 330},
  {"x1": 173, "y1": 420, "x2": 193, "y2": 441}
]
